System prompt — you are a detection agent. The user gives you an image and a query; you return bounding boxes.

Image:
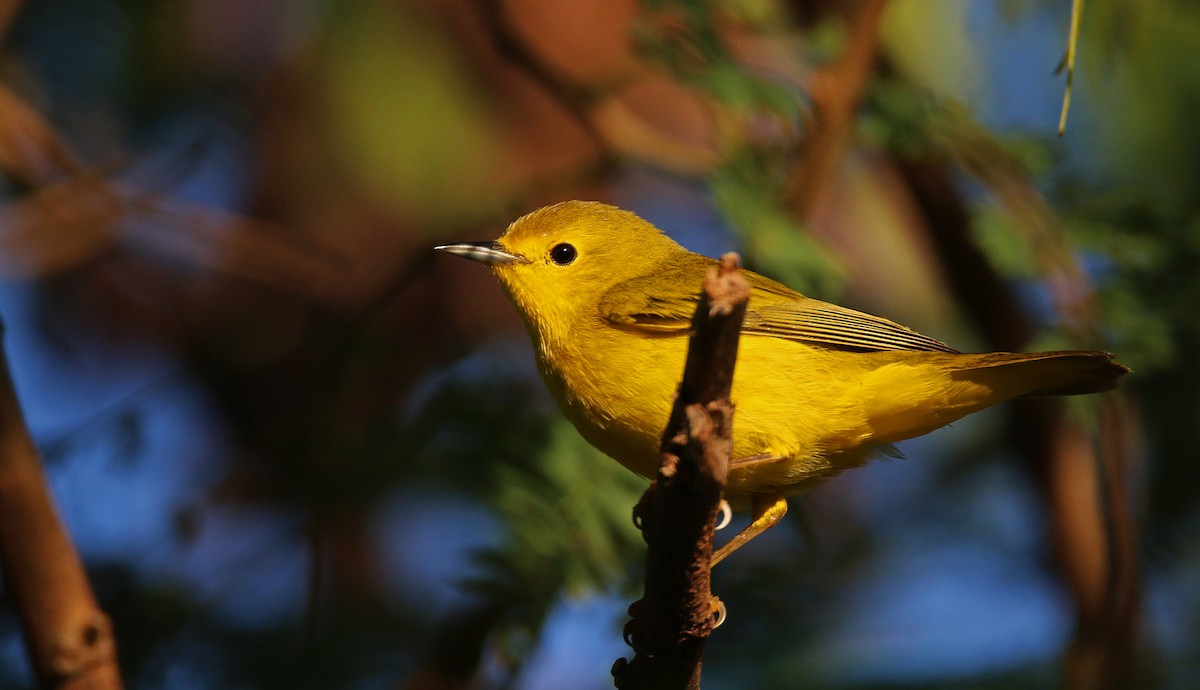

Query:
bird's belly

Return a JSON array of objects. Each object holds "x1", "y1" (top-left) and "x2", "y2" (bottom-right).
[
  {"x1": 539, "y1": 334, "x2": 682, "y2": 480},
  {"x1": 723, "y1": 336, "x2": 882, "y2": 495},
  {"x1": 540, "y1": 332, "x2": 896, "y2": 498}
]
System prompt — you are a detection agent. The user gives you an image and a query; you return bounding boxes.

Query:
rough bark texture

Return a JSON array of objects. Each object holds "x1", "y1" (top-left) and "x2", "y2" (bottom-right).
[{"x1": 613, "y1": 253, "x2": 750, "y2": 690}]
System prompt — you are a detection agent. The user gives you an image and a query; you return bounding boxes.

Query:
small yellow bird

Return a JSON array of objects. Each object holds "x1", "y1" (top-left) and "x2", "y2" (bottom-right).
[{"x1": 437, "y1": 200, "x2": 1129, "y2": 564}]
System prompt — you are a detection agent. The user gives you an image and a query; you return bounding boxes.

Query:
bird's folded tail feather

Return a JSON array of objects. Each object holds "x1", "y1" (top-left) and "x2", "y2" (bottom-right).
[{"x1": 949, "y1": 350, "x2": 1130, "y2": 398}]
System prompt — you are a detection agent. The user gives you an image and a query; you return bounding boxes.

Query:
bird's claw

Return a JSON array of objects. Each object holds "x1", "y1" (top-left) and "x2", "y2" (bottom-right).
[
  {"x1": 711, "y1": 596, "x2": 727, "y2": 629},
  {"x1": 715, "y1": 500, "x2": 732, "y2": 531}
]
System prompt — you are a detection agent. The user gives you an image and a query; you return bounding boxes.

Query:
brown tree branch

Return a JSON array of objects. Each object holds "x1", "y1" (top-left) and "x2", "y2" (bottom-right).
[
  {"x1": 0, "y1": 83, "x2": 85, "y2": 188},
  {"x1": 897, "y1": 156, "x2": 1141, "y2": 690},
  {"x1": 613, "y1": 253, "x2": 749, "y2": 690},
  {"x1": 0, "y1": 318, "x2": 123, "y2": 689},
  {"x1": 475, "y1": 0, "x2": 607, "y2": 146},
  {"x1": 0, "y1": 0, "x2": 24, "y2": 48},
  {"x1": 935, "y1": 114, "x2": 1100, "y2": 336},
  {"x1": 784, "y1": 0, "x2": 889, "y2": 220},
  {"x1": 475, "y1": 0, "x2": 723, "y2": 174}
]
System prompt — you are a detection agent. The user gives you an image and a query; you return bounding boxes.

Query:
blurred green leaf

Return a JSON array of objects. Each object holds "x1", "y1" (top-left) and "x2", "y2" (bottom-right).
[
  {"x1": 711, "y1": 152, "x2": 846, "y2": 296},
  {"x1": 969, "y1": 204, "x2": 1041, "y2": 280},
  {"x1": 634, "y1": 0, "x2": 802, "y2": 119},
  {"x1": 859, "y1": 78, "x2": 940, "y2": 158},
  {"x1": 407, "y1": 350, "x2": 643, "y2": 649},
  {"x1": 322, "y1": 3, "x2": 506, "y2": 222},
  {"x1": 715, "y1": 0, "x2": 791, "y2": 29}
]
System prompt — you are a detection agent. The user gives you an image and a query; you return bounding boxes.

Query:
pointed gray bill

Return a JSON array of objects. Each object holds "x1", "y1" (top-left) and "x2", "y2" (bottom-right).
[{"x1": 435, "y1": 241, "x2": 528, "y2": 266}]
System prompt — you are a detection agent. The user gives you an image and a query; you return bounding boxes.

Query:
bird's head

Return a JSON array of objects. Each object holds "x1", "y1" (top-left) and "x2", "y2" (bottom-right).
[{"x1": 437, "y1": 201, "x2": 684, "y2": 347}]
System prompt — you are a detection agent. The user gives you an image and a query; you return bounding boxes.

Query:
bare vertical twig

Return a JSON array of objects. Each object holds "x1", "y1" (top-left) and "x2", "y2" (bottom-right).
[
  {"x1": 613, "y1": 254, "x2": 750, "y2": 690},
  {"x1": 1057, "y1": 0, "x2": 1085, "y2": 136},
  {"x1": 0, "y1": 318, "x2": 124, "y2": 689}
]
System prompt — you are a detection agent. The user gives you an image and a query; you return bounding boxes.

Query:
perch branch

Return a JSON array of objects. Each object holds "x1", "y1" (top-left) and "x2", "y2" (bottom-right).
[{"x1": 612, "y1": 253, "x2": 750, "y2": 690}]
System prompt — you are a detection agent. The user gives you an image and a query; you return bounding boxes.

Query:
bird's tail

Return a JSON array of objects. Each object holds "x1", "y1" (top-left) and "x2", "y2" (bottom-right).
[
  {"x1": 949, "y1": 350, "x2": 1130, "y2": 398},
  {"x1": 862, "y1": 349, "x2": 1129, "y2": 446}
]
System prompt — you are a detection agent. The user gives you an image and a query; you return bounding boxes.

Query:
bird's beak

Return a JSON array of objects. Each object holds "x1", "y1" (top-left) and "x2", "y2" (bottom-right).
[{"x1": 435, "y1": 241, "x2": 528, "y2": 266}]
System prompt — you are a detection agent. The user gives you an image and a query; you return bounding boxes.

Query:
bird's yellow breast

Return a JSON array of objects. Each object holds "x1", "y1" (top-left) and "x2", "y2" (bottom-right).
[{"x1": 533, "y1": 322, "x2": 948, "y2": 500}]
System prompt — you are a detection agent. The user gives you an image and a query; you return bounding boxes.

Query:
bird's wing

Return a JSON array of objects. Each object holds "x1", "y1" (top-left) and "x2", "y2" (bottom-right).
[
  {"x1": 598, "y1": 259, "x2": 959, "y2": 353},
  {"x1": 597, "y1": 279, "x2": 697, "y2": 333},
  {"x1": 742, "y1": 299, "x2": 959, "y2": 352}
]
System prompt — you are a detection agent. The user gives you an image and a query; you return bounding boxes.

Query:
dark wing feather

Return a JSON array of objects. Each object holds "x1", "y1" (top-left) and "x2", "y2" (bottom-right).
[
  {"x1": 741, "y1": 301, "x2": 958, "y2": 352},
  {"x1": 598, "y1": 254, "x2": 958, "y2": 353}
]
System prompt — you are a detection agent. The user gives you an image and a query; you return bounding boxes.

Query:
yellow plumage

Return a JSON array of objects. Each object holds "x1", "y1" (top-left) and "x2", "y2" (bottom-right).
[{"x1": 437, "y1": 200, "x2": 1129, "y2": 558}]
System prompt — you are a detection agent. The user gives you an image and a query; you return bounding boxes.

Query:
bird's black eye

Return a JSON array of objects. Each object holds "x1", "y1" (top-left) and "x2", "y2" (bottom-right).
[{"x1": 550, "y1": 243, "x2": 577, "y2": 265}]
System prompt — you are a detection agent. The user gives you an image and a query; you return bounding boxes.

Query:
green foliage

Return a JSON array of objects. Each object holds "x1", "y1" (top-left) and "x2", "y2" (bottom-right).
[
  {"x1": 859, "y1": 78, "x2": 941, "y2": 158},
  {"x1": 969, "y1": 205, "x2": 1042, "y2": 280},
  {"x1": 711, "y1": 151, "x2": 847, "y2": 297},
  {"x1": 482, "y1": 421, "x2": 644, "y2": 595},
  {"x1": 634, "y1": 0, "x2": 727, "y2": 79},
  {"x1": 864, "y1": 80, "x2": 1059, "y2": 179},
  {"x1": 804, "y1": 16, "x2": 850, "y2": 64},
  {"x1": 714, "y1": 0, "x2": 790, "y2": 29},
  {"x1": 1054, "y1": 209, "x2": 1179, "y2": 372},
  {"x1": 696, "y1": 58, "x2": 803, "y2": 119},
  {"x1": 862, "y1": 72, "x2": 1188, "y2": 374},
  {"x1": 1056, "y1": 0, "x2": 1200, "y2": 375},
  {"x1": 406, "y1": 352, "x2": 644, "y2": 650},
  {"x1": 322, "y1": 3, "x2": 506, "y2": 222},
  {"x1": 633, "y1": 0, "x2": 854, "y2": 302},
  {"x1": 634, "y1": 0, "x2": 802, "y2": 119}
]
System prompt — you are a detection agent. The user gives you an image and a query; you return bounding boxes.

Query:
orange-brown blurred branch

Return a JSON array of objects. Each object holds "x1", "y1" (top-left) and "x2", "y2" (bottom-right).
[
  {"x1": 0, "y1": 83, "x2": 85, "y2": 187},
  {"x1": 0, "y1": 0, "x2": 23, "y2": 44},
  {"x1": 0, "y1": 319, "x2": 124, "y2": 689},
  {"x1": 936, "y1": 114, "x2": 1099, "y2": 335},
  {"x1": 476, "y1": 0, "x2": 606, "y2": 145},
  {"x1": 911, "y1": 115, "x2": 1145, "y2": 688},
  {"x1": 785, "y1": 0, "x2": 888, "y2": 219},
  {"x1": 0, "y1": 83, "x2": 344, "y2": 295},
  {"x1": 476, "y1": 0, "x2": 721, "y2": 174},
  {"x1": 897, "y1": 154, "x2": 1142, "y2": 690}
]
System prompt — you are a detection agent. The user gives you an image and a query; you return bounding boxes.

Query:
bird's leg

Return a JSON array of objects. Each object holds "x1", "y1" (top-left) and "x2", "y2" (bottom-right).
[{"x1": 711, "y1": 492, "x2": 788, "y2": 566}]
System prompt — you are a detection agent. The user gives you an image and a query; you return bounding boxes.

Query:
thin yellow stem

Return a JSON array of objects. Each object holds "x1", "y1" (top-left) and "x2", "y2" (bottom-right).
[{"x1": 1058, "y1": 0, "x2": 1086, "y2": 137}]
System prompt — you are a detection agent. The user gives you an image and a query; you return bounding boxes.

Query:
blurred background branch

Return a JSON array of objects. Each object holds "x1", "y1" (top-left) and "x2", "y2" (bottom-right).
[{"x1": 0, "y1": 319, "x2": 123, "y2": 689}]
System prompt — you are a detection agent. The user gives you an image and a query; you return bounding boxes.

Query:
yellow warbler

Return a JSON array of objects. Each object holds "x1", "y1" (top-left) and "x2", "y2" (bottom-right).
[{"x1": 437, "y1": 200, "x2": 1129, "y2": 563}]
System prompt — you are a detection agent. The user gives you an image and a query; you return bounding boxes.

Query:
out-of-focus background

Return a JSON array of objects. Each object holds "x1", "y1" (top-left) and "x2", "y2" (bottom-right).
[{"x1": 0, "y1": 0, "x2": 1196, "y2": 688}]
